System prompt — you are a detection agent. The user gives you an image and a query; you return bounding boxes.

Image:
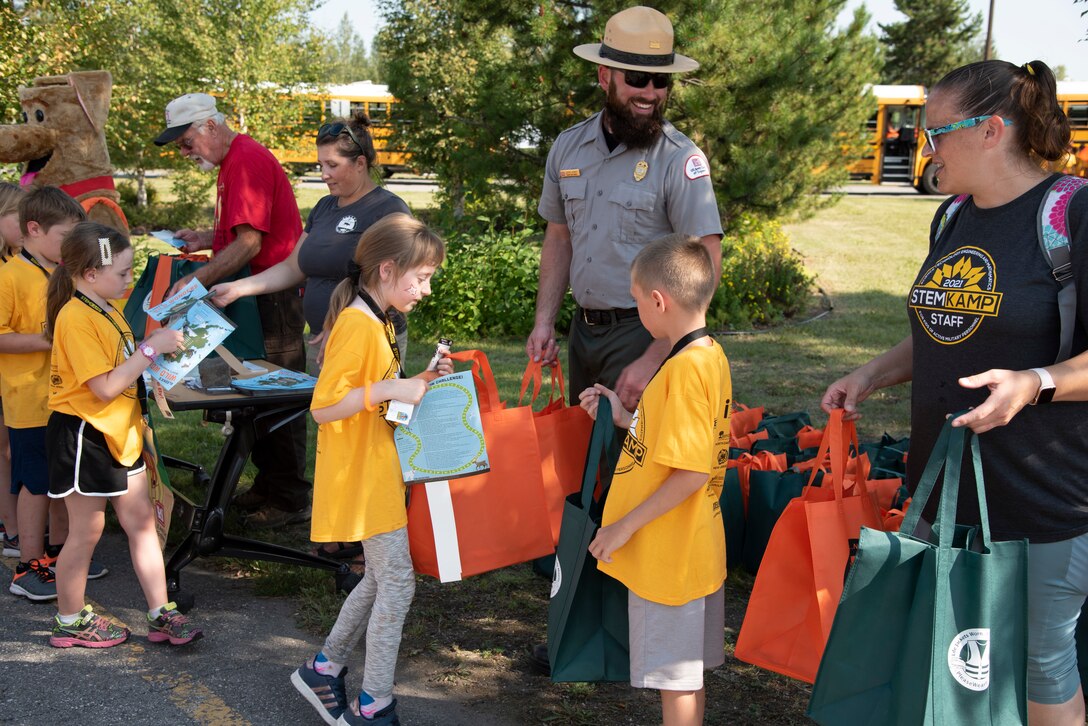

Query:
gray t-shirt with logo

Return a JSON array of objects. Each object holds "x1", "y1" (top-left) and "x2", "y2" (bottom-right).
[
  {"x1": 538, "y1": 112, "x2": 723, "y2": 309},
  {"x1": 298, "y1": 189, "x2": 410, "y2": 330},
  {"x1": 908, "y1": 174, "x2": 1088, "y2": 542}
]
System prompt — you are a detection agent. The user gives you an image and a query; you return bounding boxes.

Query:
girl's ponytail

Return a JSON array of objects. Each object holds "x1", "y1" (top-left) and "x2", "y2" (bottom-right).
[
  {"x1": 45, "y1": 264, "x2": 75, "y2": 342},
  {"x1": 323, "y1": 277, "x2": 357, "y2": 335}
]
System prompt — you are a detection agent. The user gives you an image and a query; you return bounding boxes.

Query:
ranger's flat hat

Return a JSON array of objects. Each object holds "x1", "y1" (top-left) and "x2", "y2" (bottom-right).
[{"x1": 573, "y1": 6, "x2": 698, "y2": 74}]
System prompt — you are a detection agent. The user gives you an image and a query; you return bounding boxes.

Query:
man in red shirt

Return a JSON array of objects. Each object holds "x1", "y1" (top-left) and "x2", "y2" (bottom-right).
[{"x1": 155, "y1": 93, "x2": 310, "y2": 528}]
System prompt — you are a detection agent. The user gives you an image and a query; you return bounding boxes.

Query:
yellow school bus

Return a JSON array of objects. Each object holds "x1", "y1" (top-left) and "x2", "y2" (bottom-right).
[
  {"x1": 851, "y1": 82, "x2": 1088, "y2": 193},
  {"x1": 271, "y1": 82, "x2": 412, "y2": 177}
]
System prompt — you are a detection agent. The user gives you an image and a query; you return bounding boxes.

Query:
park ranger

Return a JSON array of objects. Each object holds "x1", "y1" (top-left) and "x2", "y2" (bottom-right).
[
  {"x1": 526, "y1": 4, "x2": 724, "y2": 414},
  {"x1": 525, "y1": 4, "x2": 724, "y2": 677}
]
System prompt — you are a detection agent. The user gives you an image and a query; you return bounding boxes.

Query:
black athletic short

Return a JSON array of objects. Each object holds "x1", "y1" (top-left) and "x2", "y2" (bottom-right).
[{"x1": 46, "y1": 412, "x2": 145, "y2": 498}]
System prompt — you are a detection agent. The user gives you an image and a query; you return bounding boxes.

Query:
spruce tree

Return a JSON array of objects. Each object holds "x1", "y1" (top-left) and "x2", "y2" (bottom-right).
[{"x1": 879, "y1": 0, "x2": 983, "y2": 86}]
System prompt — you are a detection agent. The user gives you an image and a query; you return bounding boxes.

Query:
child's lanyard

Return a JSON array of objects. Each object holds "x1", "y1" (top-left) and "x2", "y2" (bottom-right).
[
  {"x1": 73, "y1": 291, "x2": 148, "y2": 415},
  {"x1": 656, "y1": 327, "x2": 710, "y2": 378},
  {"x1": 356, "y1": 285, "x2": 405, "y2": 378},
  {"x1": 19, "y1": 250, "x2": 50, "y2": 279}
]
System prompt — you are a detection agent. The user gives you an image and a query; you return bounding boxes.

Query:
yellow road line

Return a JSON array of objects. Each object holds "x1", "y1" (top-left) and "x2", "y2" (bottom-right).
[{"x1": 144, "y1": 672, "x2": 253, "y2": 726}]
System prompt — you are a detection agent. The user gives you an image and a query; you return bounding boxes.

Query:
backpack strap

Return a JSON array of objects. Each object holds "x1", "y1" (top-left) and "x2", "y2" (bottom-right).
[
  {"x1": 934, "y1": 194, "x2": 970, "y2": 242},
  {"x1": 1037, "y1": 175, "x2": 1088, "y2": 363}
]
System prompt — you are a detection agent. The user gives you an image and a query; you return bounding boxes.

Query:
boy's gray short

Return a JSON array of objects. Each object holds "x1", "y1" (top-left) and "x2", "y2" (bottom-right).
[{"x1": 628, "y1": 584, "x2": 725, "y2": 691}]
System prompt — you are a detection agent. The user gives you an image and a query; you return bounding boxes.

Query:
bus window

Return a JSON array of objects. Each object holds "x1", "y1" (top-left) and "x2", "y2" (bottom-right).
[
  {"x1": 349, "y1": 101, "x2": 366, "y2": 116},
  {"x1": 1068, "y1": 104, "x2": 1088, "y2": 129}
]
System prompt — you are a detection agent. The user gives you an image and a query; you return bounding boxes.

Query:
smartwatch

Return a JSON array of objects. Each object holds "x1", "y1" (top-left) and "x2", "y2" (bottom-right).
[
  {"x1": 138, "y1": 343, "x2": 157, "y2": 362},
  {"x1": 1029, "y1": 367, "x2": 1056, "y2": 405}
]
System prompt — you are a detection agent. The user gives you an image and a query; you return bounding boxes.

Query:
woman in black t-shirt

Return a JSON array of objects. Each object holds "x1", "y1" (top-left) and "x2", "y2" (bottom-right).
[{"x1": 823, "y1": 60, "x2": 1088, "y2": 723}]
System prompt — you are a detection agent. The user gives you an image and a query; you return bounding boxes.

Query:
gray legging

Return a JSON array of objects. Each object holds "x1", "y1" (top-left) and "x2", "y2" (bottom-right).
[{"x1": 322, "y1": 527, "x2": 415, "y2": 699}]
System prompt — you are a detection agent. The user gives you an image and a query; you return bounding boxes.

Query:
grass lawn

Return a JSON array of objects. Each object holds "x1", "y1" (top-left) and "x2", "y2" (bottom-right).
[{"x1": 140, "y1": 193, "x2": 942, "y2": 724}]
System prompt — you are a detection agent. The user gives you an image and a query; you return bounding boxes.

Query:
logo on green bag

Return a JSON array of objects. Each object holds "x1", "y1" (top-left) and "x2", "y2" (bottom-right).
[
  {"x1": 551, "y1": 559, "x2": 562, "y2": 598},
  {"x1": 947, "y1": 628, "x2": 990, "y2": 691},
  {"x1": 909, "y1": 247, "x2": 1003, "y2": 345}
]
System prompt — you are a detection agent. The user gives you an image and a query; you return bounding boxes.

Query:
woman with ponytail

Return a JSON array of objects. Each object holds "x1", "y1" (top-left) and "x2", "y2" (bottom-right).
[{"x1": 823, "y1": 60, "x2": 1088, "y2": 724}]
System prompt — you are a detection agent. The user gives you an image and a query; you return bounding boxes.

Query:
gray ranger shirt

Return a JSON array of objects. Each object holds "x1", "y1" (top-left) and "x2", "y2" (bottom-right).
[{"x1": 538, "y1": 111, "x2": 723, "y2": 309}]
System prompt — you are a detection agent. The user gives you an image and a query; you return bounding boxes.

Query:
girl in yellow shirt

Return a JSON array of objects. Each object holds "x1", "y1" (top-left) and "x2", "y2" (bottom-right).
[
  {"x1": 292, "y1": 213, "x2": 450, "y2": 726},
  {"x1": 44, "y1": 221, "x2": 202, "y2": 649}
]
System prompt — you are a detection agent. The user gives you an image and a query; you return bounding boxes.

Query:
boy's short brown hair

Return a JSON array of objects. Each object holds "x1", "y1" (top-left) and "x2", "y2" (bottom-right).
[
  {"x1": 631, "y1": 233, "x2": 717, "y2": 312},
  {"x1": 18, "y1": 186, "x2": 86, "y2": 236}
]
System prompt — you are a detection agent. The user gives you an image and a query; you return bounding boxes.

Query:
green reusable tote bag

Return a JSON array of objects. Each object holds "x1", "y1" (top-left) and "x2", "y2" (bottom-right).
[
  {"x1": 547, "y1": 396, "x2": 628, "y2": 682},
  {"x1": 807, "y1": 420, "x2": 1028, "y2": 726}
]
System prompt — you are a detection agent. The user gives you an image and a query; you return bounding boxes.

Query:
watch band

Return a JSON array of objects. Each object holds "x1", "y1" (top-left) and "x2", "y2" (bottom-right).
[
  {"x1": 139, "y1": 343, "x2": 156, "y2": 362},
  {"x1": 1029, "y1": 367, "x2": 1056, "y2": 405}
]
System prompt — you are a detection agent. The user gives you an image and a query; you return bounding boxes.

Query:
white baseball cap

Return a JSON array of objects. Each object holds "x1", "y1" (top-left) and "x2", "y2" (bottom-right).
[{"x1": 154, "y1": 93, "x2": 218, "y2": 146}]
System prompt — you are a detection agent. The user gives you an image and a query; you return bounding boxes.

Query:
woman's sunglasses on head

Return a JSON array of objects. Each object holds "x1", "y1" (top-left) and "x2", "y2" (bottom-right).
[{"x1": 318, "y1": 122, "x2": 365, "y2": 154}]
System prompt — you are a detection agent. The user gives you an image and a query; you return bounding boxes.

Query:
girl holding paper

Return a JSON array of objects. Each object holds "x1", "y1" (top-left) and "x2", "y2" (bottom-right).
[{"x1": 291, "y1": 213, "x2": 450, "y2": 726}]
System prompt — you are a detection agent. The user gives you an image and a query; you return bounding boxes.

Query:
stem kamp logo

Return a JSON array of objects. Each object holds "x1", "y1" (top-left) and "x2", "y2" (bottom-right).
[{"x1": 909, "y1": 247, "x2": 1003, "y2": 345}]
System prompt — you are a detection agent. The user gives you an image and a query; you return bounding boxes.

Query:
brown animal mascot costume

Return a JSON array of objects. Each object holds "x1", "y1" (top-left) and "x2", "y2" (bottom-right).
[{"x1": 0, "y1": 70, "x2": 128, "y2": 233}]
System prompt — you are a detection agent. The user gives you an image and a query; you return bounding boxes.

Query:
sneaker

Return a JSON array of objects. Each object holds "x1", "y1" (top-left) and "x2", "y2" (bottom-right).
[
  {"x1": 244, "y1": 504, "x2": 312, "y2": 529},
  {"x1": 2, "y1": 533, "x2": 19, "y2": 558},
  {"x1": 49, "y1": 605, "x2": 129, "y2": 648},
  {"x1": 39, "y1": 552, "x2": 109, "y2": 580},
  {"x1": 231, "y1": 487, "x2": 269, "y2": 513},
  {"x1": 338, "y1": 698, "x2": 399, "y2": 726},
  {"x1": 291, "y1": 658, "x2": 348, "y2": 725},
  {"x1": 147, "y1": 603, "x2": 203, "y2": 645},
  {"x1": 9, "y1": 559, "x2": 57, "y2": 601}
]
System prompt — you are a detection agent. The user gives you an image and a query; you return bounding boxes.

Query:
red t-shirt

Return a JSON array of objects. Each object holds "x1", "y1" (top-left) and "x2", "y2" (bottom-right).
[{"x1": 213, "y1": 134, "x2": 301, "y2": 274}]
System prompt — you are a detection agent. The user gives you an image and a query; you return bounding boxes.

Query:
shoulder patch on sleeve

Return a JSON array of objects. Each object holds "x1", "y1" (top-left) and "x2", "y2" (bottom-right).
[{"x1": 684, "y1": 154, "x2": 710, "y2": 180}]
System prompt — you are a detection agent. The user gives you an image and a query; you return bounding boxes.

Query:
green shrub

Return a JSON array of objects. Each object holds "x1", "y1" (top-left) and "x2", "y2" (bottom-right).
[
  {"x1": 414, "y1": 213, "x2": 811, "y2": 338},
  {"x1": 411, "y1": 215, "x2": 575, "y2": 340},
  {"x1": 709, "y1": 215, "x2": 813, "y2": 330}
]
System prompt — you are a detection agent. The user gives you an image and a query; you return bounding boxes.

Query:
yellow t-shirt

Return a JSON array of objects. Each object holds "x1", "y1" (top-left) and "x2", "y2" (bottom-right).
[
  {"x1": 598, "y1": 341, "x2": 732, "y2": 606},
  {"x1": 311, "y1": 306, "x2": 406, "y2": 542},
  {"x1": 49, "y1": 297, "x2": 144, "y2": 466},
  {"x1": 0, "y1": 255, "x2": 51, "y2": 427}
]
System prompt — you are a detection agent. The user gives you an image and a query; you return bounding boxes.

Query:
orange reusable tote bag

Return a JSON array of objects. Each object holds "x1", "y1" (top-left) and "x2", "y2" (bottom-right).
[
  {"x1": 407, "y1": 350, "x2": 555, "y2": 579},
  {"x1": 519, "y1": 360, "x2": 592, "y2": 545},
  {"x1": 734, "y1": 409, "x2": 883, "y2": 683}
]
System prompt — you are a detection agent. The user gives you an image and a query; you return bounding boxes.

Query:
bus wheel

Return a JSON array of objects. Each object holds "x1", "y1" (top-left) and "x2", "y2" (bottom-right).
[{"x1": 917, "y1": 163, "x2": 940, "y2": 195}]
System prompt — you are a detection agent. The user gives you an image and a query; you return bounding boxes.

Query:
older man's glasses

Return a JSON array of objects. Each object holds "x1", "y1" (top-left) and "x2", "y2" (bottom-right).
[
  {"x1": 318, "y1": 122, "x2": 365, "y2": 153},
  {"x1": 620, "y1": 70, "x2": 671, "y2": 90},
  {"x1": 177, "y1": 127, "x2": 201, "y2": 151},
  {"x1": 924, "y1": 115, "x2": 1013, "y2": 152}
]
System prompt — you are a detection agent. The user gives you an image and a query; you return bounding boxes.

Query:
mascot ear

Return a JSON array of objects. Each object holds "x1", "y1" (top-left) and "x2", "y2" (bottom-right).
[{"x1": 67, "y1": 71, "x2": 113, "y2": 134}]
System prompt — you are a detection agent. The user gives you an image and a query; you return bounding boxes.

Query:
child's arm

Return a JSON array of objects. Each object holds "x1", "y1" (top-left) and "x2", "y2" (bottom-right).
[
  {"x1": 588, "y1": 468, "x2": 709, "y2": 563},
  {"x1": 85, "y1": 328, "x2": 184, "y2": 402},
  {"x1": 0, "y1": 332, "x2": 50, "y2": 353},
  {"x1": 312, "y1": 377, "x2": 429, "y2": 425},
  {"x1": 578, "y1": 383, "x2": 634, "y2": 430}
]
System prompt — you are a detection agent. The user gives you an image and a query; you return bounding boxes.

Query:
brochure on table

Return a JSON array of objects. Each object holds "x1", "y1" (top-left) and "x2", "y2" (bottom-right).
[
  {"x1": 232, "y1": 369, "x2": 317, "y2": 395},
  {"x1": 143, "y1": 279, "x2": 235, "y2": 390},
  {"x1": 393, "y1": 370, "x2": 490, "y2": 484}
]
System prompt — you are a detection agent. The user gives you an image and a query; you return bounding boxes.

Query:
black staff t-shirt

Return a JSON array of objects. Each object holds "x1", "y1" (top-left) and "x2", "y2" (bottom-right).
[
  {"x1": 907, "y1": 174, "x2": 1088, "y2": 543},
  {"x1": 298, "y1": 189, "x2": 410, "y2": 331}
]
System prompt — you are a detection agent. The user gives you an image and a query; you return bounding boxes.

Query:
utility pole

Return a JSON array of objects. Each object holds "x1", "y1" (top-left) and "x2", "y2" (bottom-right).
[{"x1": 984, "y1": 0, "x2": 995, "y2": 60}]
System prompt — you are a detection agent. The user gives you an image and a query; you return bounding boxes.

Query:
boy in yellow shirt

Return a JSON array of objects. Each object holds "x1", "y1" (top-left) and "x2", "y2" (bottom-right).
[
  {"x1": 579, "y1": 233, "x2": 730, "y2": 726},
  {"x1": 2, "y1": 187, "x2": 84, "y2": 601}
]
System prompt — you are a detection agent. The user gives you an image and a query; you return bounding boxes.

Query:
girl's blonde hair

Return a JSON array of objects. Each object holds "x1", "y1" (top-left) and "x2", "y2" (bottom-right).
[
  {"x1": 323, "y1": 213, "x2": 445, "y2": 334},
  {"x1": 45, "y1": 221, "x2": 131, "y2": 341},
  {"x1": 0, "y1": 182, "x2": 26, "y2": 257}
]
